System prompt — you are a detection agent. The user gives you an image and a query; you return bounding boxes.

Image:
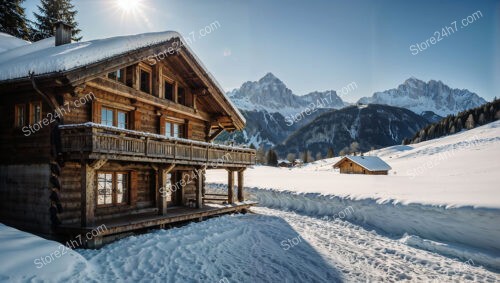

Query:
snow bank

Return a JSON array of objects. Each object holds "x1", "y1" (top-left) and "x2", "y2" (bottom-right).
[
  {"x1": 0, "y1": 224, "x2": 95, "y2": 282},
  {"x1": 207, "y1": 184, "x2": 500, "y2": 270}
]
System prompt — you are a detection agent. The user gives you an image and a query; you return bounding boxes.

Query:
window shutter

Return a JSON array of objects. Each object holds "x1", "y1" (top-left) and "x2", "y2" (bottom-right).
[
  {"x1": 131, "y1": 110, "x2": 141, "y2": 131},
  {"x1": 159, "y1": 116, "x2": 166, "y2": 135},
  {"x1": 130, "y1": 171, "x2": 138, "y2": 206},
  {"x1": 92, "y1": 100, "x2": 101, "y2": 123}
]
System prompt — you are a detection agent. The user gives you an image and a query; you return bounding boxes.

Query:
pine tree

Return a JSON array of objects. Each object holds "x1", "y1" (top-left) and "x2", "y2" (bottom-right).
[
  {"x1": 266, "y1": 149, "x2": 278, "y2": 167},
  {"x1": 0, "y1": 0, "x2": 31, "y2": 40},
  {"x1": 326, "y1": 148, "x2": 334, "y2": 158},
  {"x1": 315, "y1": 152, "x2": 323, "y2": 161},
  {"x1": 465, "y1": 114, "x2": 475, "y2": 129},
  {"x1": 33, "y1": 0, "x2": 81, "y2": 41}
]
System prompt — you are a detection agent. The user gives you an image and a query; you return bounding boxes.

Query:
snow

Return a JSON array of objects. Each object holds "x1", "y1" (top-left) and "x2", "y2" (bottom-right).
[
  {"x1": 0, "y1": 31, "x2": 179, "y2": 81},
  {"x1": 0, "y1": 37, "x2": 54, "y2": 65},
  {"x1": 0, "y1": 223, "x2": 95, "y2": 282},
  {"x1": 1, "y1": 210, "x2": 499, "y2": 282},
  {"x1": 209, "y1": 121, "x2": 500, "y2": 208},
  {"x1": 0, "y1": 32, "x2": 29, "y2": 53},
  {"x1": 334, "y1": 156, "x2": 392, "y2": 171},
  {"x1": 207, "y1": 121, "x2": 500, "y2": 268}
]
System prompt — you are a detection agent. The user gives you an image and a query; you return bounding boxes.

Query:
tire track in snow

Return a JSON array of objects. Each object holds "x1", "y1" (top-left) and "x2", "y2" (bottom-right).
[{"x1": 255, "y1": 207, "x2": 500, "y2": 282}]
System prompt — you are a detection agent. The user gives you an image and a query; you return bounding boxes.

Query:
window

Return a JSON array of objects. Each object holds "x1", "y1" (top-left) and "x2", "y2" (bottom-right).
[
  {"x1": 97, "y1": 173, "x2": 113, "y2": 205},
  {"x1": 101, "y1": 107, "x2": 114, "y2": 127},
  {"x1": 164, "y1": 121, "x2": 184, "y2": 138},
  {"x1": 116, "y1": 173, "x2": 128, "y2": 204},
  {"x1": 30, "y1": 102, "x2": 42, "y2": 124},
  {"x1": 177, "y1": 87, "x2": 185, "y2": 105},
  {"x1": 117, "y1": 111, "x2": 128, "y2": 129},
  {"x1": 164, "y1": 80, "x2": 174, "y2": 101},
  {"x1": 97, "y1": 172, "x2": 129, "y2": 206},
  {"x1": 140, "y1": 69, "x2": 151, "y2": 93},
  {"x1": 101, "y1": 107, "x2": 129, "y2": 129},
  {"x1": 108, "y1": 68, "x2": 126, "y2": 84},
  {"x1": 14, "y1": 104, "x2": 26, "y2": 127}
]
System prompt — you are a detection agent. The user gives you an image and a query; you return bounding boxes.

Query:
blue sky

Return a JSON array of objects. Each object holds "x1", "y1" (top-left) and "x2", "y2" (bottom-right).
[{"x1": 24, "y1": 0, "x2": 500, "y2": 102}]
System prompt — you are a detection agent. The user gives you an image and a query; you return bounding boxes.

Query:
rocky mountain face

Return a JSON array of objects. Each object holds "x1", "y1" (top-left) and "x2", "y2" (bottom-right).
[
  {"x1": 357, "y1": 78, "x2": 486, "y2": 116},
  {"x1": 227, "y1": 72, "x2": 347, "y2": 116},
  {"x1": 274, "y1": 104, "x2": 430, "y2": 157},
  {"x1": 216, "y1": 108, "x2": 329, "y2": 149}
]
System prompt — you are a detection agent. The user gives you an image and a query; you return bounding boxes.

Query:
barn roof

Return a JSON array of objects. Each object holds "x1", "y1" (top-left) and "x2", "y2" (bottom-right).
[{"x1": 333, "y1": 156, "x2": 392, "y2": 171}]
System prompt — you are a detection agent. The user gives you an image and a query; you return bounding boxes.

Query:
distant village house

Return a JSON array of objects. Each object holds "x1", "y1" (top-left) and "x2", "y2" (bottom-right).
[{"x1": 333, "y1": 156, "x2": 391, "y2": 175}]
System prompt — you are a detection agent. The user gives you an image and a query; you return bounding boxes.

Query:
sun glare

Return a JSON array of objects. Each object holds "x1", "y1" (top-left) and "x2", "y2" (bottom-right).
[{"x1": 115, "y1": 0, "x2": 141, "y2": 13}]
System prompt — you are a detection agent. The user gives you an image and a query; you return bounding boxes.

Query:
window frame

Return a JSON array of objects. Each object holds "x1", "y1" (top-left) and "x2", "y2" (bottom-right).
[
  {"x1": 96, "y1": 171, "x2": 129, "y2": 207},
  {"x1": 139, "y1": 65, "x2": 152, "y2": 94},
  {"x1": 100, "y1": 106, "x2": 129, "y2": 129},
  {"x1": 29, "y1": 101, "x2": 42, "y2": 125},
  {"x1": 177, "y1": 86, "x2": 186, "y2": 106},
  {"x1": 107, "y1": 68, "x2": 126, "y2": 84},
  {"x1": 163, "y1": 77, "x2": 175, "y2": 101},
  {"x1": 14, "y1": 104, "x2": 26, "y2": 128},
  {"x1": 164, "y1": 119, "x2": 185, "y2": 138}
]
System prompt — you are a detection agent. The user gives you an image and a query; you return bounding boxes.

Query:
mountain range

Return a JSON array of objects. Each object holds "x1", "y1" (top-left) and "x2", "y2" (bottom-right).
[
  {"x1": 219, "y1": 73, "x2": 488, "y2": 158},
  {"x1": 358, "y1": 77, "x2": 486, "y2": 117}
]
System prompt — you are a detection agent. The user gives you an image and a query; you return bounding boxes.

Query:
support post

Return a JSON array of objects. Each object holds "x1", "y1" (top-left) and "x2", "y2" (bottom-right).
[
  {"x1": 237, "y1": 169, "x2": 245, "y2": 202},
  {"x1": 196, "y1": 167, "x2": 204, "y2": 209},
  {"x1": 81, "y1": 159, "x2": 107, "y2": 227},
  {"x1": 158, "y1": 164, "x2": 175, "y2": 216},
  {"x1": 227, "y1": 170, "x2": 234, "y2": 204}
]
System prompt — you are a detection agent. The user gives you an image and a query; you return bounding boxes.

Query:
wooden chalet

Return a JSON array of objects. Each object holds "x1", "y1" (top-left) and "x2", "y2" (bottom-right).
[
  {"x1": 333, "y1": 156, "x2": 391, "y2": 175},
  {"x1": 0, "y1": 23, "x2": 256, "y2": 247}
]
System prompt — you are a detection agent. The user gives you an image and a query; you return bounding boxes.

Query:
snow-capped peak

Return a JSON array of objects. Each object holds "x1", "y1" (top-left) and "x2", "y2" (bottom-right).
[{"x1": 358, "y1": 78, "x2": 486, "y2": 116}]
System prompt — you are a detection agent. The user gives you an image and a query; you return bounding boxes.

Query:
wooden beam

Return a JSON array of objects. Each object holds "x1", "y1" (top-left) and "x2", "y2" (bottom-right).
[
  {"x1": 81, "y1": 162, "x2": 96, "y2": 227},
  {"x1": 86, "y1": 79, "x2": 212, "y2": 122},
  {"x1": 208, "y1": 127, "x2": 224, "y2": 142},
  {"x1": 227, "y1": 170, "x2": 234, "y2": 204},
  {"x1": 158, "y1": 163, "x2": 176, "y2": 215},
  {"x1": 237, "y1": 170, "x2": 245, "y2": 202},
  {"x1": 196, "y1": 167, "x2": 204, "y2": 209},
  {"x1": 89, "y1": 159, "x2": 107, "y2": 170}
]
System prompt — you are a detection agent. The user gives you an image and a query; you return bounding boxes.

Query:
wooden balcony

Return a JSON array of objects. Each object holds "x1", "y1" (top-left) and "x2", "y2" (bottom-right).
[{"x1": 59, "y1": 123, "x2": 256, "y2": 167}]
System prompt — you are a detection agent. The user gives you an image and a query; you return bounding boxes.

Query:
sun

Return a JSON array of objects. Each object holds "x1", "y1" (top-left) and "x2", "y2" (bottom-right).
[{"x1": 115, "y1": 0, "x2": 141, "y2": 13}]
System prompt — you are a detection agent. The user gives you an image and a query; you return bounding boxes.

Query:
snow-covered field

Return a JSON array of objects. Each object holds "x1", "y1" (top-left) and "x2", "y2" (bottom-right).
[
  {"x1": 209, "y1": 121, "x2": 500, "y2": 208},
  {"x1": 1, "y1": 208, "x2": 499, "y2": 283},
  {"x1": 207, "y1": 121, "x2": 500, "y2": 270}
]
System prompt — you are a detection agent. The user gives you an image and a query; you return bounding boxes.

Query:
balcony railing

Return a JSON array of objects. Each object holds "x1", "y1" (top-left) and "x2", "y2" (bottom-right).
[{"x1": 59, "y1": 123, "x2": 256, "y2": 166}]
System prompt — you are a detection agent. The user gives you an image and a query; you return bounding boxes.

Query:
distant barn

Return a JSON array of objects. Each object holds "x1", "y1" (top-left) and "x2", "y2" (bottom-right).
[{"x1": 333, "y1": 156, "x2": 391, "y2": 175}]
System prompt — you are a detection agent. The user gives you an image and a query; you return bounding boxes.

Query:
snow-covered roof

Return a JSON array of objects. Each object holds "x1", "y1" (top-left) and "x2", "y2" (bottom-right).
[
  {"x1": 0, "y1": 32, "x2": 30, "y2": 53},
  {"x1": 0, "y1": 31, "x2": 245, "y2": 125},
  {"x1": 278, "y1": 159, "x2": 291, "y2": 164},
  {"x1": 334, "y1": 156, "x2": 391, "y2": 171},
  {"x1": 0, "y1": 31, "x2": 181, "y2": 82}
]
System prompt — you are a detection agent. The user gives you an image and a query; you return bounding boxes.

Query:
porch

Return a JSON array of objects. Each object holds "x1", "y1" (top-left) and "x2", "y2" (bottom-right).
[{"x1": 59, "y1": 202, "x2": 257, "y2": 248}]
